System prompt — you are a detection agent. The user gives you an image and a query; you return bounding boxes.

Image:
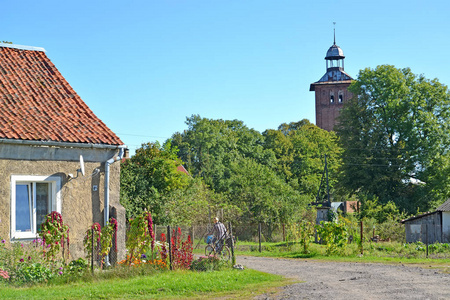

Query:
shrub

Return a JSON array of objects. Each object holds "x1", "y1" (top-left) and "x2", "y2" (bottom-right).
[
  {"x1": 15, "y1": 262, "x2": 54, "y2": 284},
  {"x1": 190, "y1": 256, "x2": 229, "y2": 272},
  {"x1": 125, "y1": 212, "x2": 155, "y2": 265},
  {"x1": 66, "y1": 258, "x2": 89, "y2": 275},
  {"x1": 316, "y1": 220, "x2": 348, "y2": 255},
  {"x1": 170, "y1": 227, "x2": 193, "y2": 270}
]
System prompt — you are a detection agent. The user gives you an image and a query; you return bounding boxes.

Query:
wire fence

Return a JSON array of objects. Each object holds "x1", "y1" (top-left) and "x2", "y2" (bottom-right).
[{"x1": 69, "y1": 221, "x2": 450, "y2": 272}]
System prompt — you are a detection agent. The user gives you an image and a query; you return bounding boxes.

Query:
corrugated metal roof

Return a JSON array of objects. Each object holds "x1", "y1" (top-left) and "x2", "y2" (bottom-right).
[{"x1": 437, "y1": 199, "x2": 450, "y2": 212}]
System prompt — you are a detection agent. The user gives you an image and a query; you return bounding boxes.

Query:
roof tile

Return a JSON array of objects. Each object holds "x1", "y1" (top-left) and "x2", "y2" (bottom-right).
[{"x1": 0, "y1": 46, "x2": 123, "y2": 145}]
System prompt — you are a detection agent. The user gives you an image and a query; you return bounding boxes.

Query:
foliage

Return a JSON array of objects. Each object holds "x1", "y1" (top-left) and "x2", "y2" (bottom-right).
[
  {"x1": 39, "y1": 212, "x2": 69, "y2": 262},
  {"x1": 289, "y1": 221, "x2": 315, "y2": 254},
  {"x1": 125, "y1": 212, "x2": 155, "y2": 265},
  {"x1": 316, "y1": 220, "x2": 348, "y2": 255},
  {"x1": 15, "y1": 262, "x2": 54, "y2": 283},
  {"x1": 0, "y1": 237, "x2": 65, "y2": 285},
  {"x1": 171, "y1": 115, "x2": 315, "y2": 225},
  {"x1": 265, "y1": 120, "x2": 343, "y2": 202},
  {"x1": 120, "y1": 141, "x2": 209, "y2": 224},
  {"x1": 83, "y1": 218, "x2": 118, "y2": 268},
  {"x1": 190, "y1": 255, "x2": 229, "y2": 271},
  {"x1": 65, "y1": 258, "x2": 89, "y2": 276},
  {"x1": 170, "y1": 227, "x2": 194, "y2": 270},
  {"x1": 163, "y1": 177, "x2": 211, "y2": 226},
  {"x1": 83, "y1": 222, "x2": 101, "y2": 265},
  {"x1": 223, "y1": 156, "x2": 308, "y2": 225},
  {"x1": 336, "y1": 65, "x2": 450, "y2": 213}
]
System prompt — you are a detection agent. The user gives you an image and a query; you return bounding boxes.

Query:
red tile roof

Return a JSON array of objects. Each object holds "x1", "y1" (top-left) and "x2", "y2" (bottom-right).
[{"x1": 0, "y1": 45, "x2": 123, "y2": 145}]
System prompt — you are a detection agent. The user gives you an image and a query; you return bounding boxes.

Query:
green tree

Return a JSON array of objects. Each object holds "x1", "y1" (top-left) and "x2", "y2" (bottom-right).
[
  {"x1": 171, "y1": 115, "x2": 277, "y2": 192},
  {"x1": 263, "y1": 120, "x2": 343, "y2": 203},
  {"x1": 336, "y1": 65, "x2": 450, "y2": 212},
  {"x1": 120, "y1": 141, "x2": 204, "y2": 223},
  {"x1": 171, "y1": 115, "x2": 306, "y2": 225}
]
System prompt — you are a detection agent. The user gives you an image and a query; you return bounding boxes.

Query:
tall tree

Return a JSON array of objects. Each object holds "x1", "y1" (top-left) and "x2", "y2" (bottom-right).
[
  {"x1": 171, "y1": 115, "x2": 277, "y2": 192},
  {"x1": 120, "y1": 141, "x2": 209, "y2": 223},
  {"x1": 171, "y1": 115, "x2": 306, "y2": 224},
  {"x1": 263, "y1": 120, "x2": 343, "y2": 202},
  {"x1": 336, "y1": 65, "x2": 450, "y2": 212}
]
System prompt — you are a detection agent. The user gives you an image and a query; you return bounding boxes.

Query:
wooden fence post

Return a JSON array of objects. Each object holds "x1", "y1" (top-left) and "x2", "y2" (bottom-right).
[
  {"x1": 229, "y1": 222, "x2": 235, "y2": 266},
  {"x1": 258, "y1": 223, "x2": 262, "y2": 253},
  {"x1": 167, "y1": 225, "x2": 173, "y2": 270},
  {"x1": 360, "y1": 220, "x2": 364, "y2": 255}
]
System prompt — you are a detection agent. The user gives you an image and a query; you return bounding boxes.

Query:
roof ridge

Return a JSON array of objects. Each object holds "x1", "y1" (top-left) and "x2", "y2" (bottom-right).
[{"x1": 0, "y1": 43, "x2": 46, "y2": 52}]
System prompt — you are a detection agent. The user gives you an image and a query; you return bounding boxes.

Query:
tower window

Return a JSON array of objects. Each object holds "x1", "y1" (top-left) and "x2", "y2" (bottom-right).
[
  {"x1": 338, "y1": 94, "x2": 343, "y2": 103},
  {"x1": 330, "y1": 95, "x2": 334, "y2": 103}
]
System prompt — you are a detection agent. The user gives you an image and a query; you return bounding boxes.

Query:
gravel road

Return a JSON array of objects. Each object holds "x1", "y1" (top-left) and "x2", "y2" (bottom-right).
[{"x1": 239, "y1": 256, "x2": 450, "y2": 300}]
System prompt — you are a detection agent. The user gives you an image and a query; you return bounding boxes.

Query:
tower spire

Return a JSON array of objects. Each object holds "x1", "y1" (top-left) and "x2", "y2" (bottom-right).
[{"x1": 333, "y1": 22, "x2": 336, "y2": 45}]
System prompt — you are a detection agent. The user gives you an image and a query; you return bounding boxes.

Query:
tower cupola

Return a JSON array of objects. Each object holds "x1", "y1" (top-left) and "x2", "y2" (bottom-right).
[
  {"x1": 325, "y1": 28, "x2": 345, "y2": 70},
  {"x1": 309, "y1": 24, "x2": 354, "y2": 132}
]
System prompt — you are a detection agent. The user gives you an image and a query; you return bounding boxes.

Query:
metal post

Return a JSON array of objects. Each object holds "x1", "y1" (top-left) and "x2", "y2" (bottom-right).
[
  {"x1": 91, "y1": 228, "x2": 94, "y2": 273},
  {"x1": 426, "y1": 224, "x2": 429, "y2": 258},
  {"x1": 229, "y1": 222, "x2": 235, "y2": 266},
  {"x1": 167, "y1": 225, "x2": 173, "y2": 270},
  {"x1": 258, "y1": 223, "x2": 262, "y2": 253}
]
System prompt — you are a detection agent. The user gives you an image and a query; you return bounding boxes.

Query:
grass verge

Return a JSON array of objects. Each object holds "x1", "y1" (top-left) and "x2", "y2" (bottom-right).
[
  {"x1": 229, "y1": 241, "x2": 450, "y2": 273},
  {"x1": 0, "y1": 269, "x2": 288, "y2": 299}
]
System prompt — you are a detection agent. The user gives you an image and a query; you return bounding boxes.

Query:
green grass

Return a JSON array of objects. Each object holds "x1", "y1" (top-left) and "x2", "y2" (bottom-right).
[
  {"x1": 228, "y1": 240, "x2": 450, "y2": 272},
  {"x1": 0, "y1": 269, "x2": 288, "y2": 299}
]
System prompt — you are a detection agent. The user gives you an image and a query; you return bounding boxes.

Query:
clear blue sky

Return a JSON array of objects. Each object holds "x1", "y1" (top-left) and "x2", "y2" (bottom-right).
[{"x1": 2, "y1": 1, "x2": 449, "y2": 155}]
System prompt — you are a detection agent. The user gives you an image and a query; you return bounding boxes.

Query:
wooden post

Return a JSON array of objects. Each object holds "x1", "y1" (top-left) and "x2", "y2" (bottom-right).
[
  {"x1": 167, "y1": 225, "x2": 173, "y2": 270},
  {"x1": 229, "y1": 222, "x2": 236, "y2": 266},
  {"x1": 258, "y1": 223, "x2": 262, "y2": 253},
  {"x1": 426, "y1": 224, "x2": 429, "y2": 258},
  {"x1": 360, "y1": 220, "x2": 364, "y2": 255}
]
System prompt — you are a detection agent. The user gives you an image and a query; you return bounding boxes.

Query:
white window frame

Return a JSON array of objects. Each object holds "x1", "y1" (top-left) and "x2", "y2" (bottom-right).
[{"x1": 10, "y1": 175, "x2": 61, "y2": 240}]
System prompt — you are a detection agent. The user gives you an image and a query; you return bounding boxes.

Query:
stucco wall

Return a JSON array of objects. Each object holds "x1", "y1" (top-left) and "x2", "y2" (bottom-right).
[{"x1": 0, "y1": 144, "x2": 125, "y2": 262}]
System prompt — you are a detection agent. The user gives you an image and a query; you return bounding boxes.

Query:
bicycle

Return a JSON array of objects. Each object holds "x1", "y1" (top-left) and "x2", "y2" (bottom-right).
[{"x1": 205, "y1": 235, "x2": 231, "y2": 261}]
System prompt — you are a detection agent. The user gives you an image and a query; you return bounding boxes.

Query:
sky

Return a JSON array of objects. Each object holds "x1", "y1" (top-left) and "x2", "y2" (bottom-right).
[{"x1": 2, "y1": 1, "x2": 449, "y2": 155}]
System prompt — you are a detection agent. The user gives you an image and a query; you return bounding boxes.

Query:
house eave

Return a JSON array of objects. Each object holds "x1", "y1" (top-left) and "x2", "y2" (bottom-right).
[{"x1": 0, "y1": 138, "x2": 126, "y2": 150}]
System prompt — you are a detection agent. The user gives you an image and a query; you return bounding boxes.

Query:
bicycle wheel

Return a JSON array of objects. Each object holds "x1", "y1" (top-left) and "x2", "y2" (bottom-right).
[
  {"x1": 216, "y1": 245, "x2": 231, "y2": 261},
  {"x1": 205, "y1": 244, "x2": 214, "y2": 256}
]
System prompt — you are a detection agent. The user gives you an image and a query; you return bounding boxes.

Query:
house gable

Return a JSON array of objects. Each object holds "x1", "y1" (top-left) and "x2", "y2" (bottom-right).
[{"x1": 0, "y1": 44, "x2": 122, "y2": 145}]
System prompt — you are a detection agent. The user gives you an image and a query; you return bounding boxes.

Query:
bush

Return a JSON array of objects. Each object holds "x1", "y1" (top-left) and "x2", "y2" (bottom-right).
[
  {"x1": 15, "y1": 263, "x2": 54, "y2": 284},
  {"x1": 190, "y1": 256, "x2": 229, "y2": 272},
  {"x1": 66, "y1": 258, "x2": 89, "y2": 275}
]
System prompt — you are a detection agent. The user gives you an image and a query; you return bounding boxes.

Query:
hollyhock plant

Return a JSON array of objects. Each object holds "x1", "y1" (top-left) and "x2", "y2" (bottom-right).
[{"x1": 39, "y1": 212, "x2": 69, "y2": 262}]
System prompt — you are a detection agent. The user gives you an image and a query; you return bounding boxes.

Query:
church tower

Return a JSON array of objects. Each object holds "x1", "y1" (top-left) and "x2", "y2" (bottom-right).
[{"x1": 310, "y1": 28, "x2": 353, "y2": 131}]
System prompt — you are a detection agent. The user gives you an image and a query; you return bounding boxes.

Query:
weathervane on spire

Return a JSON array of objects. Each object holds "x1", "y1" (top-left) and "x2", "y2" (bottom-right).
[{"x1": 333, "y1": 22, "x2": 336, "y2": 45}]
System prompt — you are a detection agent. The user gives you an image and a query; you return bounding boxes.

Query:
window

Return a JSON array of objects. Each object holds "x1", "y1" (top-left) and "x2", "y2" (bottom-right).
[
  {"x1": 330, "y1": 95, "x2": 334, "y2": 103},
  {"x1": 338, "y1": 94, "x2": 343, "y2": 103},
  {"x1": 11, "y1": 175, "x2": 61, "y2": 240}
]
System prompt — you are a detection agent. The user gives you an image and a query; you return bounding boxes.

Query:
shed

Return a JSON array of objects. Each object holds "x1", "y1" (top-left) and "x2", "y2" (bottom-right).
[{"x1": 401, "y1": 199, "x2": 450, "y2": 243}]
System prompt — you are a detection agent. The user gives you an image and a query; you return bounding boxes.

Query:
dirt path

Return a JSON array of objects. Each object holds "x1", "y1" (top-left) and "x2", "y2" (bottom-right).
[{"x1": 239, "y1": 256, "x2": 450, "y2": 300}]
